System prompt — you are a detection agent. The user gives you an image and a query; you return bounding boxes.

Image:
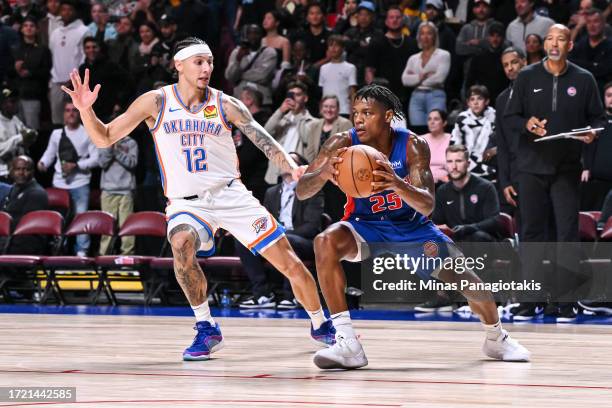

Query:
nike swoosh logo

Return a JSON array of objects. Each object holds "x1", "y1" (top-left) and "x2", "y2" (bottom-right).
[
  {"x1": 169, "y1": 107, "x2": 181, "y2": 112},
  {"x1": 533, "y1": 89, "x2": 543, "y2": 93},
  {"x1": 446, "y1": 201, "x2": 453, "y2": 205}
]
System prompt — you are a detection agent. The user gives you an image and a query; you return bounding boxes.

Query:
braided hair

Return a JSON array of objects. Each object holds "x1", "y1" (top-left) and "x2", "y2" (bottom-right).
[{"x1": 354, "y1": 85, "x2": 405, "y2": 122}]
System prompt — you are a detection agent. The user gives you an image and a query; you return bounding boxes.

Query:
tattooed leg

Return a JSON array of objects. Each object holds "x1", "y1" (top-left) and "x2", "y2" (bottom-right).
[{"x1": 169, "y1": 224, "x2": 207, "y2": 306}]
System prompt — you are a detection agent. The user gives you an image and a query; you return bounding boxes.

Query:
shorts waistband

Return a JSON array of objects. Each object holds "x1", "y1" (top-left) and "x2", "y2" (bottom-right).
[{"x1": 181, "y1": 178, "x2": 237, "y2": 201}]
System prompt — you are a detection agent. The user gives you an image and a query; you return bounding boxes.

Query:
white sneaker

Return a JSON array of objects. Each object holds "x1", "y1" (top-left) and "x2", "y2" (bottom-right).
[
  {"x1": 238, "y1": 294, "x2": 276, "y2": 309},
  {"x1": 313, "y1": 332, "x2": 368, "y2": 369},
  {"x1": 482, "y1": 329, "x2": 531, "y2": 362}
]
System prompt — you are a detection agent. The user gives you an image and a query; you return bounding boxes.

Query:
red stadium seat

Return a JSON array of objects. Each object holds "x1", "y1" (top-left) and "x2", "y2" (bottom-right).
[
  {"x1": 601, "y1": 217, "x2": 612, "y2": 241},
  {"x1": 46, "y1": 187, "x2": 71, "y2": 216},
  {"x1": 497, "y1": 212, "x2": 515, "y2": 239},
  {"x1": 95, "y1": 211, "x2": 167, "y2": 305},
  {"x1": 42, "y1": 211, "x2": 117, "y2": 304},
  {"x1": 588, "y1": 211, "x2": 602, "y2": 222},
  {"x1": 579, "y1": 212, "x2": 598, "y2": 242},
  {"x1": 0, "y1": 211, "x2": 13, "y2": 254},
  {"x1": 0, "y1": 211, "x2": 64, "y2": 303}
]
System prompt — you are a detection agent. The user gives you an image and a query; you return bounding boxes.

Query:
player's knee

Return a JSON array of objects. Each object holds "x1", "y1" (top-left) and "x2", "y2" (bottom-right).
[
  {"x1": 170, "y1": 231, "x2": 197, "y2": 258},
  {"x1": 314, "y1": 232, "x2": 338, "y2": 259}
]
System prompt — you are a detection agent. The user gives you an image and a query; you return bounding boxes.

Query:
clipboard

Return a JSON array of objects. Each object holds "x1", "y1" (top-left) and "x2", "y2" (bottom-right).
[{"x1": 534, "y1": 127, "x2": 605, "y2": 142}]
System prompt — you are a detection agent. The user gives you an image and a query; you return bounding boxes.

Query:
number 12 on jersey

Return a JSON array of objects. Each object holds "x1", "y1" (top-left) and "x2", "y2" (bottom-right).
[{"x1": 182, "y1": 147, "x2": 208, "y2": 172}]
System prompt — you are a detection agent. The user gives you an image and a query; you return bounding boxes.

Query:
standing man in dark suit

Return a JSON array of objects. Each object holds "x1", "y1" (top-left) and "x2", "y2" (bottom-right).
[
  {"x1": 238, "y1": 152, "x2": 324, "y2": 310},
  {"x1": 504, "y1": 24, "x2": 605, "y2": 322},
  {"x1": 495, "y1": 47, "x2": 526, "y2": 218}
]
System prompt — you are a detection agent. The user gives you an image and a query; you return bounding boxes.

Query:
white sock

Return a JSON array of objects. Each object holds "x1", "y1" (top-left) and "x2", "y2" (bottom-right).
[
  {"x1": 307, "y1": 307, "x2": 326, "y2": 330},
  {"x1": 331, "y1": 310, "x2": 355, "y2": 338},
  {"x1": 192, "y1": 301, "x2": 215, "y2": 325},
  {"x1": 483, "y1": 319, "x2": 503, "y2": 341}
]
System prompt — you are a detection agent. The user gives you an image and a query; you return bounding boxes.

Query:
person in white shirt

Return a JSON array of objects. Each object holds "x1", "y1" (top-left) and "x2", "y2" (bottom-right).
[
  {"x1": 48, "y1": 0, "x2": 88, "y2": 125},
  {"x1": 38, "y1": 101, "x2": 99, "y2": 256},
  {"x1": 264, "y1": 81, "x2": 315, "y2": 184},
  {"x1": 451, "y1": 85, "x2": 496, "y2": 177},
  {"x1": 318, "y1": 35, "x2": 357, "y2": 117},
  {"x1": 0, "y1": 88, "x2": 37, "y2": 182},
  {"x1": 401, "y1": 21, "x2": 451, "y2": 129}
]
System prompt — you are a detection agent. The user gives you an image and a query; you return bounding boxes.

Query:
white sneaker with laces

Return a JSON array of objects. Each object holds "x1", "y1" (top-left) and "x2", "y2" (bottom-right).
[
  {"x1": 238, "y1": 294, "x2": 276, "y2": 309},
  {"x1": 482, "y1": 329, "x2": 531, "y2": 362},
  {"x1": 313, "y1": 332, "x2": 368, "y2": 369}
]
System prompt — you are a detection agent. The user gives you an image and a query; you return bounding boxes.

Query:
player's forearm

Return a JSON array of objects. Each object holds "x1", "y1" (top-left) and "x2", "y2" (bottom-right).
[
  {"x1": 396, "y1": 182, "x2": 434, "y2": 216},
  {"x1": 243, "y1": 120, "x2": 297, "y2": 174},
  {"x1": 296, "y1": 170, "x2": 326, "y2": 200},
  {"x1": 80, "y1": 108, "x2": 114, "y2": 148}
]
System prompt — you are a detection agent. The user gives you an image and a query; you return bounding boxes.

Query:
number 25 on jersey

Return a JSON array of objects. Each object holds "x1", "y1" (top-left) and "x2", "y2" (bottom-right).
[
  {"x1": 182, "y1": 147, "x2": 208, "y2": 172},
  {"x1": 370, "y1": 193, "x2": 403, "y2": 213}
]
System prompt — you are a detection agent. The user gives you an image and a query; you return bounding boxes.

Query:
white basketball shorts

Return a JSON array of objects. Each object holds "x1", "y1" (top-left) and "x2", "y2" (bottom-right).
[{"x1": 165, "y1": 180, "x2": 285, "y2": 256}]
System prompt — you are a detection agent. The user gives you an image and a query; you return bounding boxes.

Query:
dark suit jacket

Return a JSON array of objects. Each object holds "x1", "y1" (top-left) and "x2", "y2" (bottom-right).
[{"x1": 263, "y1": 184, "x2": 324, "y2": 240}]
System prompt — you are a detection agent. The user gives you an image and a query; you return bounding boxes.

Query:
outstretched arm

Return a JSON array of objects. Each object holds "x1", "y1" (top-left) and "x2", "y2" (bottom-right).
[
  {"x1": 371, "y1": 134, "x2": 435, "y2": 216},
  {"x1": 222, "y1": 94, "x2": 299, "y2": 177},
  {"x1": 62, "y1": 68, "x2": 159, "y2": 148},
  {"x1": 296, "y1": 132, "x2": 352, "y2": 200}
]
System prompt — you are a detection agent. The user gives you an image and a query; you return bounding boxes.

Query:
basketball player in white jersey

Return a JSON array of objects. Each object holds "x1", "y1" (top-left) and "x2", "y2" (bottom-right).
[{"x1": 62, "y1": 37, "x2": 336, "y2": 361}]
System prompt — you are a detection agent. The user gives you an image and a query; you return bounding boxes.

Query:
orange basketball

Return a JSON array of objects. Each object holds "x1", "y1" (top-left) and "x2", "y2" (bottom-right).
[{"x1": 334, "y1": 145, "x2": 387, "y2": 198}]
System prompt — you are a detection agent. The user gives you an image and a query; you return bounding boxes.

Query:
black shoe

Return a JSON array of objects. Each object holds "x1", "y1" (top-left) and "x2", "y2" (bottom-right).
[
  {"x1": 578, "y1": 300, "x2": 612, "y2": 315},
  {"x1": 512, "y1": 303, "x2": 544, "y2": 321},
  {"x1": 277, "y1": 298, "x2": 300, "y2": 310},
  {"x1": 555, "y1": 304, "x2": 578, "y2": 323},
  {"x1": 414, "y1": 298, "x2": 453, "y2": 312}
]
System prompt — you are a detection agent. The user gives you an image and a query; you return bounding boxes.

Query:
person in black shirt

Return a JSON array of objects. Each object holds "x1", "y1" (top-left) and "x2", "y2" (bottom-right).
[
  {"x1": 504, "y1": 24, "x2": 605, "y2": 322},
  {"x1": 293, "y1": 3, "x2": 330, "y2": 68},
  {"x1": 433, "y1": 144, "x2": 501, "y2": 242},
  {"x1": 581, "y1": 81, "x2": 612, "y2": 210},
  {"x1": 233, "y1": 86, "x2": 271, "y2": 203},
  {"x1": 495, "y1": 47, "x2": 526, "y2": 218},
  {"x1": 344, "y1": 1, "x2": 383, "y2": 86},
  {"x1": 0, "y1": 155, "x2": 48, "y2": 255},
  {"x1": 11, "y1": 16, "x2": 52, "y2": 131},
  {"x1": 365, "y1": 6, "x2": 418, "y2": 105}
]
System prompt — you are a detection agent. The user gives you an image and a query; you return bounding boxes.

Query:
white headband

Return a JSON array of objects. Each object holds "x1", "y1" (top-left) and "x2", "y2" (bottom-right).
[{"x1": 173, "y1": 44, "x2": 212, "y2": 61}]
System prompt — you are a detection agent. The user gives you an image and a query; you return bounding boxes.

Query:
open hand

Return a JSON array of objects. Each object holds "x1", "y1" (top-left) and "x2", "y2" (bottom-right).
[
  {"x1": 61, "y1": 68, "x2": 101, "y2": 111},
  {"x1": 322, "y1": 147, "x2": 348, "y2": 185}
]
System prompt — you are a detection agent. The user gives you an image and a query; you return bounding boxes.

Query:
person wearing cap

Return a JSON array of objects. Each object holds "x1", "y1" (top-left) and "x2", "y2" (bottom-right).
[
  {"x1": 86, "y1": 2, "x2": 117, "y2": 43},
  {"x1": 12, "y1": 16, "x2": 52, "y2": 130},
  {"x1": 48, "y1": 0, "x2": 88, "y2": 125},
  {"x1": 465, "y1": 21, "x2": 510, "y2": 103},
  {"x1": 345, "y1": 1, "x2": 383, "y2": 86},
  {"x1": 506, "y1": 0, "x2": 554, "y2": 53},
  {"x1": 225, "y1": 24, "x2": 277, "y2": 106},
  {"x1": 0, "y1": 88, "x2": 38, "y2": 183},
  {"x1": 455, "y1": 0, "x2": 498, "y2": 58},
  {"x1": 154, "y1": 14, "x2": 188, "y2": 70}
]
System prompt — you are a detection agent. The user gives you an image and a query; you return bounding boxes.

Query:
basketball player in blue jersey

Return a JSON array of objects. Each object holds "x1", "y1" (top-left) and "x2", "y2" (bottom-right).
[
  {"x1": 61, "y1": 37, "x2": 336, "y2": 361},
  {"x1": 297, "y1": 85, "x2": 530, "y2": 369}
]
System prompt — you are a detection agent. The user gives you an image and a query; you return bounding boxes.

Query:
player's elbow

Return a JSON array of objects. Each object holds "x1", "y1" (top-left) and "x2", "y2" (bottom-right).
[
  {"x1": 295, "y1": 183, "x2": 310, "y2": 201},
  {"x1": 421, "y1": 196, "x2": 435, "y2": 217}
]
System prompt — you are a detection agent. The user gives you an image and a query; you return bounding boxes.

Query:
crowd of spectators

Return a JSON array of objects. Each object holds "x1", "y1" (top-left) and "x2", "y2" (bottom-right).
[{"x1": 1, "y1": 0, "x2": 612, "y2": 305}]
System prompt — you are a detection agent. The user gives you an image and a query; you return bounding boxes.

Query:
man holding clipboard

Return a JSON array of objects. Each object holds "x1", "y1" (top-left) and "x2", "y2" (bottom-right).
[{"x1": 504, "y1": 24, "x2": 605, "y2": 321}]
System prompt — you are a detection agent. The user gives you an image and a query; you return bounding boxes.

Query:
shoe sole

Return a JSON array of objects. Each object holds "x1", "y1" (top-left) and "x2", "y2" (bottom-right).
[
  {"x1": 183, "y1": 340, "x2": 225, "y2": 361},
  {"x1": 313, "y1": 353, "x2": 368, "y2": 369},
  {"x1": 414, "y1": 306, "x2": 453, "y2": 312},
  {"x1": 577, "y1": 302, "x2": 612, "y2": 314},
  {"x1": 239, "y1": 304, "x2": 276, "y2": 309},
  {"x1": 556, "y1": 317, "x2": 577, "y2": 323}
]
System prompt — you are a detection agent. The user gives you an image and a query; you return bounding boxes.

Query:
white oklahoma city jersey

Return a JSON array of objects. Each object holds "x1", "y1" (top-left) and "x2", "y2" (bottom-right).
[{"x1": 150, "y1": 84, "x2": 238, "y2": 199}]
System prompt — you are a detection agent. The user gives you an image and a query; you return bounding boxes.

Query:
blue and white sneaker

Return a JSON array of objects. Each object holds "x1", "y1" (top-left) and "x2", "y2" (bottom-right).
[
  {"x1": 183, "y1": 321, "x2": 225, "y2": 361},
  {"x1": 311, "y1": 319, "x2": 336, "y2": 346}
]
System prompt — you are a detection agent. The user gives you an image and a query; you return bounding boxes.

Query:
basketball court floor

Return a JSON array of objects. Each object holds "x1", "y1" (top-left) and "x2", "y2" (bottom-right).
[{"x1": 1, "y1": 306, "x2": 611, "y2": 408}]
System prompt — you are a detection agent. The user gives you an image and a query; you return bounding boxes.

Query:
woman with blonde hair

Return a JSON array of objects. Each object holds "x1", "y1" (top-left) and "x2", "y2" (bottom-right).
[{"x1": 401, "y1": 21, "x2": 450, "y2": 130}]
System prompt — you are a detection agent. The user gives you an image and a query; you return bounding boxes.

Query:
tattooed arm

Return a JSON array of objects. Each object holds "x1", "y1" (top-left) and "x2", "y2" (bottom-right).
[
  {"x1": 296, "y1": 132, "x2": 352, "y2": 200},
  {"x1": 222, "y1": 94, "x2": 298, "y2": 175},
  {"x1": 62, "y1": 69, "x2": 160, "y2": 147},
  {"x1": 371, "y1": 134, "x2": 435, "y2": 216}
]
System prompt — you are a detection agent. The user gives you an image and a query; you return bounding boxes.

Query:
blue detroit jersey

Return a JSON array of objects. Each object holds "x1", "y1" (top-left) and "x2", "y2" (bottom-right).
[{"x1": 343, "y1": 127, "x2": 430, "y2": 230}]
